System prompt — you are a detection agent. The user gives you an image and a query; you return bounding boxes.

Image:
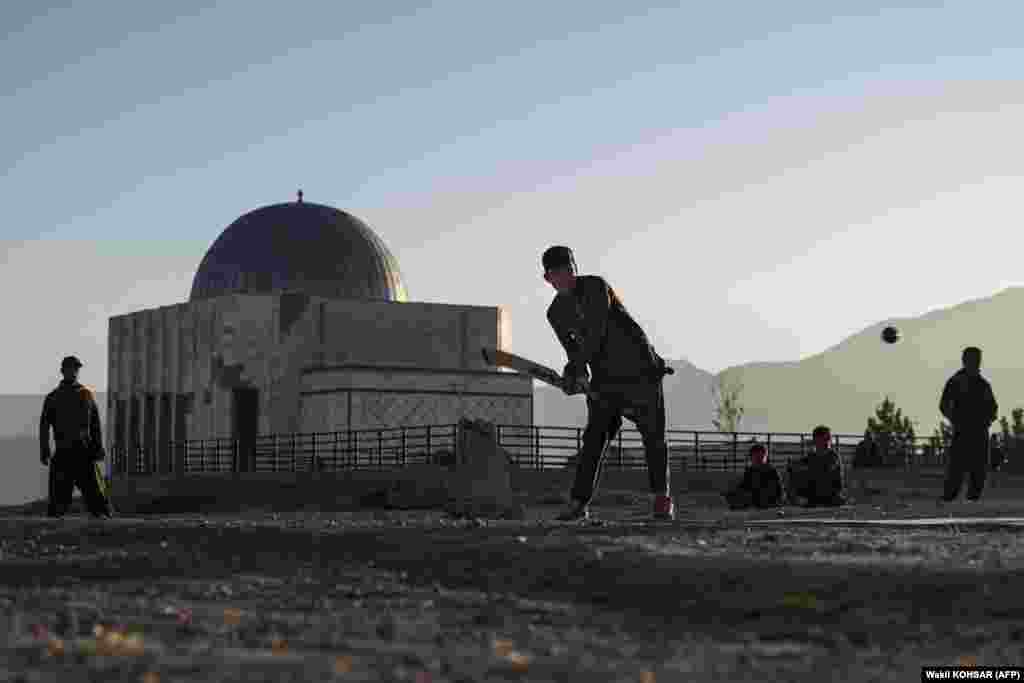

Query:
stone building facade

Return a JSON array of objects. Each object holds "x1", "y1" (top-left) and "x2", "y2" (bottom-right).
[{"x1": 106, "y1": 195, "x2": 532, "y2": 472}]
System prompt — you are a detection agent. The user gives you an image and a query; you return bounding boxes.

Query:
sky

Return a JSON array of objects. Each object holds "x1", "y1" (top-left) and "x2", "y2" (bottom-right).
[{"x1": 3, "y1": 1, "x2": 1024, "y2": 394}]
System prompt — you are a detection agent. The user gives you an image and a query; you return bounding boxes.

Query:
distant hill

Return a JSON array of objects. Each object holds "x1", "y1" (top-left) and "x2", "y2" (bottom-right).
[
  {"x1": 720, "y1": 286, "x2": 1024, "y2": 437},
  {"x1": 0, "y1": 436, "x2": 48, "y2": 506}
]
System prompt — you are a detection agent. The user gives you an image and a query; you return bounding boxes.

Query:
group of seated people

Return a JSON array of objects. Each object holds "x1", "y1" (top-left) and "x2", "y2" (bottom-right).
[{"x1": 723, "y1": 425, "x2": 846, "y2": 509}]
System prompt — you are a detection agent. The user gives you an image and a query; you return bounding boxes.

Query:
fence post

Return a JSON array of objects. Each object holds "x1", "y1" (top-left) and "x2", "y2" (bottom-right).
[
  {"x1": 401, "y1": 428, "x2": 407, "y2": 467},
  {"x1": 348, "y1": 428, "x2": 354, "y2": 470},
  {"x1": 291, "y1": 433, "x2": 297, "y2": 472},
  {"x1": 534, "y1": 426, "x2": 541, "y2": 471},
  {"x1": 496, "y1": 424, "x2": 503, "y2": 465},
  {"x1": 732, "y1": 432, "x2": 739, "y2": 471},
  {"x1": 536, "y1": 427, "x2": 543, "y2": 472},
  {"x1": 452, "y1": 424, "x2": 459, "y2": 468},
  {"x1": 695, "y1": 432, "x2": 701, "y2": 471},
  {"x1": 352, "y1": 430, "x2": 359, "y2": 470},
  {"x1": 273, "y1": 434, "x2": 279, "y2": 473},
  {"x1": 312, "y1": 432, "x2": 319, "y2": 472},
  {"x1": 426, "y1": 426, "x2": 432, "y2": 469},
  {"x1": 378, "y1": 430, "x2": 383, "y2": 470}
]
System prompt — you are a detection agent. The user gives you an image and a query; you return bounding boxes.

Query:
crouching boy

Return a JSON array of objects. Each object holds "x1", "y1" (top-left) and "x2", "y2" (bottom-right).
[
  {"x1": 724, "y1": 443, "x2": 785, "y2": 510},
  {"x1": 787, "y1": 425, "x2": 846, "y2": 507}
]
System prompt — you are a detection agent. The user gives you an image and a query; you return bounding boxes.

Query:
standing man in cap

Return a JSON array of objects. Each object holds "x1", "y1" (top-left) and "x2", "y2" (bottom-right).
[
  {"x1": 542, "y1": 246, "x2": 676, "y2": 521},
  {"x1": 39, "y1": 356, "x2": 112, "y2": 518}
]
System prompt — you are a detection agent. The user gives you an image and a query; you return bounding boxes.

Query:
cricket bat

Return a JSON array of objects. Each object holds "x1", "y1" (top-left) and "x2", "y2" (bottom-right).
[{"x1": 481, "y1": 347, "x2": 592, "y2": 397}]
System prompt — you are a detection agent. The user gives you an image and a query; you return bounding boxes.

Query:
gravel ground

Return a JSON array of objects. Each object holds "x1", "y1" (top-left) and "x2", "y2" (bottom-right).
[{"x1": 0, "y1": 495, "x2": 1023, "y2": 682}]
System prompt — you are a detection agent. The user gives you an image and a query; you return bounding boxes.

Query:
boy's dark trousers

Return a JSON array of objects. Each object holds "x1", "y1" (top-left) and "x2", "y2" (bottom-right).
[
  {"x1": 570, "y1": 380, "x2": 669, "y2": 506},
  {"x1": 943, "y1": 428, "x2": 989, "y2": 501},
  {"x1": 47, "y1": 448, "x2": 111, "y2": 517}
]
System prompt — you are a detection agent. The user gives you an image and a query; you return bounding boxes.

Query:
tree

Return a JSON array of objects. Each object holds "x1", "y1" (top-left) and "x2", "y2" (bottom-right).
[
  {"x1": 710, "y1": 374, "x2": 745, "y2": 433},
  {"x1": 867, "y1": 396, "x2": 916, "y2": 462},
  {"x1": 930, "y1": 418, "x2": 953, "y2": 459},
  {"x1": 999, "y1": 415, "x2": 1012, "y2": 444},
  {"x1": 1000, "y1": 408, "x2": 1024, "y2": 466}
]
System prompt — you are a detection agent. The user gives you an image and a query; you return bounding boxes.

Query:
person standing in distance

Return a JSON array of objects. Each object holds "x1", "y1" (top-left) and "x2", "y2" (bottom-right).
[
  {"x1": 939, "y1": 346, "x2": 998, "y2": 502},
  {"x1": 39, "y1": 356, "x2": 112, "y2": 518},
  {"x1": 542, "y1": 246, "x2": 675, "y2": 521}
]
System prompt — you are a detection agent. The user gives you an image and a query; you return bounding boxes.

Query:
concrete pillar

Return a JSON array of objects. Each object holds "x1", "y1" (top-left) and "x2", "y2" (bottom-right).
[
  {"x1": 130, "y1": 315, "x2": 142, "y2": 473},
  {"x1": 191, "y1": 303, "x2": 208, "y2": 440},
  {"x1": 143, "y1": 310, "x2": 156, "y2": 473},
  {"x1": 177, "y1": 306, "x2": 194, "y2": 470},
  {"x1": 174, "y1": 394, "x2": 188, "y2": 475},
  {"x1": 129, "y1": 394, "x2": 140, "y2": 474},
  {"x1": 106, "y1": 318, "x2": 119, "y2": 463},
  {"x1": 165, "y1": 305, "x2": 180, "y2": 473}
]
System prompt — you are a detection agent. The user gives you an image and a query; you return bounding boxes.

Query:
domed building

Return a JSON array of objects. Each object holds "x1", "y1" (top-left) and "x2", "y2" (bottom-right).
[
  {"x1": 189, "y1": 194, "x2": 408, "y2": 303},
  {"x1": 106, "y1": 193, "x2": 531, "y2": 474}
]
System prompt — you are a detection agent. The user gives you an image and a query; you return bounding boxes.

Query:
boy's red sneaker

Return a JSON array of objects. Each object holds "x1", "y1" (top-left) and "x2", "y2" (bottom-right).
[{"x1": 653, "y1": 495, "x2": 675, "y2": 521}]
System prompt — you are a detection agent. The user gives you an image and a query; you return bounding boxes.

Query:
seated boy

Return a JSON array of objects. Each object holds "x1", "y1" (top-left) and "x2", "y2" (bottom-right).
[
  {"x1": 723, "y1": 443, "x2": 785, "y2": 509},
  {"x1": 786, "y1": 425, "x2": 846, "y2": 507}
]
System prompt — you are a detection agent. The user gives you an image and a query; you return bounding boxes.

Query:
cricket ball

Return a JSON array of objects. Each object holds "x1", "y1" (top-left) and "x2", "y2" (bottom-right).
[{"x1": 881, "y1": 325, "x2": 901, "y2": 344}]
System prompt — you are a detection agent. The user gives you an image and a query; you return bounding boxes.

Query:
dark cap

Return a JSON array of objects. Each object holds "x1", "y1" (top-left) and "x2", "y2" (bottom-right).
[
  {"x1": 542, "y1": 245, "x2": 577, "y2": 274},
  {"x1": 60, "y1": 355, "x2": 83, "y2": 369}
]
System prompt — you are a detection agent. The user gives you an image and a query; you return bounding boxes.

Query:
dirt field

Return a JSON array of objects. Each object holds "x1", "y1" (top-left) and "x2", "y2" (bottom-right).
[{"x1": 2, "y1": 480, "x2": 1024, "y2": 682}]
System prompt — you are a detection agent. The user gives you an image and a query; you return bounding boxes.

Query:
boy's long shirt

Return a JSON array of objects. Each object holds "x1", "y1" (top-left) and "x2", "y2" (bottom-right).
[
  {"x1": 939, "y1": 368, "x2": 997, "y2": 431},
  {"x1": 734, "y1": 462, "x2": 784, "y2": 505},
  {"x1": 791, "y1": 448, "x2": 844, "y2": 492}
]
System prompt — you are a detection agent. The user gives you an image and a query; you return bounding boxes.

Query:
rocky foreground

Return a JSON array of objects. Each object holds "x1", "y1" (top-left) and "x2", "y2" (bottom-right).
[{"x1": 0, "y1": 495, "x2": 1023, "y2": 682}]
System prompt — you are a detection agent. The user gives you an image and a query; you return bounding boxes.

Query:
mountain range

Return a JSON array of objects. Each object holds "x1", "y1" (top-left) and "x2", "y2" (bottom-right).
[
  {"x1": 533, "y1": 287, "x2": 1024, "y2": 439},
  {"x1": 718, "y1": 287, "x2": 1024, "y2": 438}
]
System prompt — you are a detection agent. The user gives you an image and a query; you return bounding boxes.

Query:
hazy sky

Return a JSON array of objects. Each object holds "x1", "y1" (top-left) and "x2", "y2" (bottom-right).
[{"x1": 4, "y1": 1, "x2": 1024, "y2": 394}]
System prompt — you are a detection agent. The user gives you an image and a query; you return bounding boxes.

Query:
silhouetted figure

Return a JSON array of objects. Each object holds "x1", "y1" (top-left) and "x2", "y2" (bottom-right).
[
  {"x1": 543, "y1": 245, "x2": 675, "y2": 522},
  {"x1": 787, "y1": 425, "x2": 846, "y2": 507},
  {"x1": 724, "y1": 443, "x2": 785, "y2": 509},
  {"x1": 853, "y1": 430, "x2": 882, "y2": 467},
  {"x1": 939, "y1": 346, "x2": 998, "y2": 502},
  {"x1": 39, "y1": 356, "x2": 112, "y2": 518}
]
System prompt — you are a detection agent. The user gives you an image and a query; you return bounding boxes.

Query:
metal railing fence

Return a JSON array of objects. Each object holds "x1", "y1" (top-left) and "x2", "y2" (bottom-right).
[{"x1": 108, "y1": 424, "x2": 959, "y2": 477}]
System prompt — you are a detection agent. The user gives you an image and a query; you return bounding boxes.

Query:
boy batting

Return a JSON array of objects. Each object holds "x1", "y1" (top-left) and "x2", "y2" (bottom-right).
[{"x1": 542, "y1": 246, "x2": 675, "y2": 521}]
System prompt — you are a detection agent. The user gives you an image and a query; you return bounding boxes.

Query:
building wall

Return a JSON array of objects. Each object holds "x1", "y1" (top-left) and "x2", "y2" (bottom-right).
[
  {"x1": 299, "y1": 367, "x2": 531, "y2": 432},
  {"x1": 108, "y1": 292, "x2": 532, "y2": 470},
  {"x1": 316, "y1": 298, "x2": 505, "y2": 369}
]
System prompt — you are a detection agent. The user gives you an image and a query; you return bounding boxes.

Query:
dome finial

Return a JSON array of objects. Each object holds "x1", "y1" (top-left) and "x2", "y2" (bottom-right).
[{"x1": 296, "y1": 189, "x2": 304, "y2": 203}]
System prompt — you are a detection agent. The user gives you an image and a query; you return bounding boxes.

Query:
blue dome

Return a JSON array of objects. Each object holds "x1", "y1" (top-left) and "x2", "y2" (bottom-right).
[{"x1": 189, "y1": 198, "x2": 408, "y2": 302}]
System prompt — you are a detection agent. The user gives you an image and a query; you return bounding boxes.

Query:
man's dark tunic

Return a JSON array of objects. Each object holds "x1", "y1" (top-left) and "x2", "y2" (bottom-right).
[{"x1": 39, "y1": 380, "x2": 111, "y2": 517}]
